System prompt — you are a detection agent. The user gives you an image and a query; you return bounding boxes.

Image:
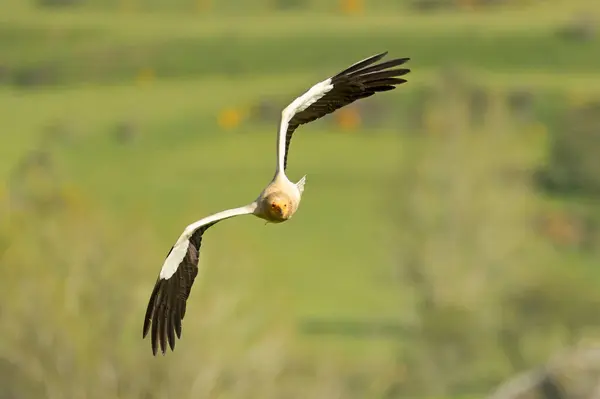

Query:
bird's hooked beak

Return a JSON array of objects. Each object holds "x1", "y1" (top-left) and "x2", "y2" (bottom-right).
[
  {"x1": 271, "y1": 201, "x2": 283, "y2": 216},
  {"x1": 267, "y1": 196, "x2": 290, "y2": 221}
]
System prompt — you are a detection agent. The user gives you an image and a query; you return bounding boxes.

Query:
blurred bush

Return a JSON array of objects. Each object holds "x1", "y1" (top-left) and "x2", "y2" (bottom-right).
[
  {"x1": 113, "y1": 120, "x2": 139, "y2": 145},
  {"x1": 273, "y1": 0, "x2": 308, "y2": 10},
  {"x1": 384, "y1": 74, "x2": 600, "y2": 397},
  {"x1": 35, "y1": 0, "x2": 86, "y2": 8},
  {"x1": 537, "y1": 100, "x2": 600, "y2": 197},
  {"x1": 13, "y1": 65, "x2": 58, "y2": 88},
  {"x1": 506, "y1": 89, "x2": 536, "y2": 125},
  {"x1": 556, "y1": 13, "x2": 597, "y2": 42}
]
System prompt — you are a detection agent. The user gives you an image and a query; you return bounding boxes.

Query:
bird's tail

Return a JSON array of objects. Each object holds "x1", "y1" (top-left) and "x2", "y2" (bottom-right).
[{"x1": 296, "y1": 175, "x2": 307, "y2": 194}]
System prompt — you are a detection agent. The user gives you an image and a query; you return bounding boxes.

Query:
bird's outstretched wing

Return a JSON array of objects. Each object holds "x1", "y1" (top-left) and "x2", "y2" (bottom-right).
[
  {"x1": 275, "y1": 51, "x2": 410, "y2": 173},
  {"x1": 142, "y1": 203, "x2": 256, "y2": 355}
]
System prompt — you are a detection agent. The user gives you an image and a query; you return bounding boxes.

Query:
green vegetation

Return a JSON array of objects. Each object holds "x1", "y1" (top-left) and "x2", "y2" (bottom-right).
[{"x1": 2, "y1": 0, "x2": 600, "y2": 397}]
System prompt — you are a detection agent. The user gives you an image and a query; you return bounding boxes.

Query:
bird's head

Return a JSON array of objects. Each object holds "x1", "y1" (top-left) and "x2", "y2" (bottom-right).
[{"x1": 267, "y1": 195, "x2": 291, "y2": 221}]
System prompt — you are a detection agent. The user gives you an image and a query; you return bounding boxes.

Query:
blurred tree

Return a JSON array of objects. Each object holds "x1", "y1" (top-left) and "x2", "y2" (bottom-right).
[
  {"x1": 556, "y1": 13, "x2": 597, "y2": 42},
  {"x1": 537, "y1": 100, "x2": 600, "y2": 197},
  {"x1": 506, "y1": 89, "x2": 536, "y2": 125},
  {"x1": 384, "y1": 79, "x2": 599, "y2": 397},
  {"x1": 0, "y1": 179, "x2": 182, "y2": 398}
]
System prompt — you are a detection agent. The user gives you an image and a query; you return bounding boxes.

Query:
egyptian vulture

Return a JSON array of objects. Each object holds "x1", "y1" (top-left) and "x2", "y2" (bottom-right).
[{"x1": 142, "y1": 51, "x2": 411, "y2": 355}]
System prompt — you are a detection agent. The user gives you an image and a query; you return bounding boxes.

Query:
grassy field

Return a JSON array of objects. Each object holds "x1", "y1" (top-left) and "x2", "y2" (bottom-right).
[
  {"x1": 3, "y1": 0, "x2": 600, "y2": 87},
  {"x1": 2, "y1": 0, "x2": 600, "y2": 397}
]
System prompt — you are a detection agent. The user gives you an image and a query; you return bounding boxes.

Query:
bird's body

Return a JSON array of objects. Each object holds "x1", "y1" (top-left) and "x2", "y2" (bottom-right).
[
  {"x1": 254, "y1": 173, "x2": 305, "y2": 223},
  {"x1": 142, "y1": 51, "x2": 410, "y2": 355}
]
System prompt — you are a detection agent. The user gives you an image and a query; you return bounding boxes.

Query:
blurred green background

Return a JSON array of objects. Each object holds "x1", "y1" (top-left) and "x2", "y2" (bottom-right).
[{"x1": 2, "y1": 0, "x2": 600, "y2": 398}]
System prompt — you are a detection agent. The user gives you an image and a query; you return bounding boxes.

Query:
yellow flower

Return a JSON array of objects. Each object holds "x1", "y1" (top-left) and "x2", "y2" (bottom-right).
[
  {"x1": 340, "y1": 0, "x2": 364, "y2": 15},
  {"x1": 218, "y1": 108, "x2": 243, "y2": 130},
  {"x1": 335, "y1": 107, "x2": 361, "y2": 131}
]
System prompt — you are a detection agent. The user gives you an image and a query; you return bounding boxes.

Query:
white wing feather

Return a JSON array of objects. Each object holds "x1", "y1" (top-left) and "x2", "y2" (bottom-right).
[
  {"x1": 159, "y1": 203, "x2": 256, "y2": 280},
  {"x1": 276, "y1": 78, "x2": 334, "y2": 175}
]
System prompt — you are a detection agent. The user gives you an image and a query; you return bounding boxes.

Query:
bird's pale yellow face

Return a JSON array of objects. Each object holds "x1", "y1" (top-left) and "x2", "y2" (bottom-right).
[{"x1": 269, "y1": 197, "x2": 290, "y2": 221}]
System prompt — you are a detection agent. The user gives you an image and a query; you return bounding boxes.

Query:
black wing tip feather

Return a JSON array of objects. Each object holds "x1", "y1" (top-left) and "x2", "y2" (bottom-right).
[
  {"x1": 143, "y1": 235, "x2": 205, "y2": 356},
  {"x1": 332, "y1": 52, "x2": 411, "y2": 92},
  {"x1": 344, "y1": 53, "x2": 411, "y2": 92},
  {"x1": 141, "y1": 185, "x2": 225, "y2": 356},
  {"x1": 142, "y1": 278, "x2": 161, "y2": 338},
  {"x1": 143, "y1": 277, "x2": 183, "y2": 356},
  {"x1": 282, "y1": 52, "x2": 411, "y2": 171},
  {"x1": 142, "y1": 275, "x2": 181, "y2": 357},
  {"x1": 333, "y1": 51, "x2": 389, "y2": 78}
]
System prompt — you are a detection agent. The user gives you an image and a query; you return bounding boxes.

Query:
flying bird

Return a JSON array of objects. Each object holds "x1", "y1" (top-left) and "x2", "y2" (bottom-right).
[{"x1": 142, "y1": 51, "x2": 411, "y2": 355}]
